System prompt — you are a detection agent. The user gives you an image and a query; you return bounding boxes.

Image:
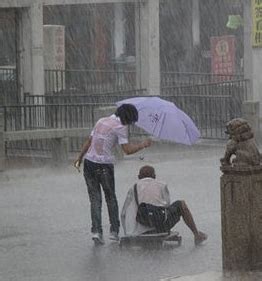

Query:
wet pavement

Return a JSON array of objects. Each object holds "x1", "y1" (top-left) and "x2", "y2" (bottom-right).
[{"x1": 0, "y1": 142, "x2": 229, "y2": 281}]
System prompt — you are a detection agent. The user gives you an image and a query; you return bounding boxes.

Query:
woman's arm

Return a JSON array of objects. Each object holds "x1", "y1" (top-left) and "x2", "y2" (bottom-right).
[
  {"x1": 73, "y1": 136, "x2": 92, "y2": 170},
  {"x1": 121, "y1": 139, "x2": 152, "y2": 155}
]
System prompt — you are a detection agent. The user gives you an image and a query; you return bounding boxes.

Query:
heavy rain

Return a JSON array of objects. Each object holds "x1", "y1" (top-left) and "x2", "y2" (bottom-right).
[{"x1": 0, "y1": 1, "x2": 262, "y2": 280}]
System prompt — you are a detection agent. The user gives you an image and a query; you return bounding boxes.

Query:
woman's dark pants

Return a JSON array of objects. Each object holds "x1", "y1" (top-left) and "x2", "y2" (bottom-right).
[{"x1": 83, "y1": 159, "x2": 120, "y2": 235}]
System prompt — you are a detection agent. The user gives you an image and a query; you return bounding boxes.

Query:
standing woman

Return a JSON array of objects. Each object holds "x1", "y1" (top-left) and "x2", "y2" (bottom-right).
[{"x1": 74, "y1": 104, "x2": 151, "y2": 244}]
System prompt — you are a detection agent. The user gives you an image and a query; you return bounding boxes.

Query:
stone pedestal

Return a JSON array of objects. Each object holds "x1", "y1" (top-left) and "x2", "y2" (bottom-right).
[{"x1": 220, "y1": 166, "x2": 262, "y2": 271}]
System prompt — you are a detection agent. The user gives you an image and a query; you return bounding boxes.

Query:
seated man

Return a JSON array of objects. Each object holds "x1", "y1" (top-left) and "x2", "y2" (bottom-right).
[{"x1": 121, "y1": 165, "x2": 207, "y2": 245}]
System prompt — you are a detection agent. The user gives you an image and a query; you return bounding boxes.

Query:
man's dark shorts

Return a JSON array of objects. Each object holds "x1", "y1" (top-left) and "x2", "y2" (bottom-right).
[{"x1": 165, "y1": 200, "x2": 183, "y2": 230}]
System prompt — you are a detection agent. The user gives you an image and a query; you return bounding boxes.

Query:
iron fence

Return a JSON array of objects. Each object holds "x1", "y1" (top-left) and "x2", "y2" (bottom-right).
[
  {"x1": 162, "y1": 79, "x2": 249, "y2": 139},
  {"x1": 161, "y1": 71, "x2": 244, "y2": 87},
  {"x1": 2, "y1": 102, "x2": 144, "y2": 156},
  {"x1": 161, "y1": 79, "x2": 248, "y2": 99},
  {"x1": 24, "y1": 89, "x2": 147, "y2": 105},
  {"x1": 0, "y1": 67, "x2": 18, "y2": 105},
  {"x1": 3, "y1": 103, "x2": 99, "y2": 131},
  {"x1": 4, "y1": 81, "x2": 248, "y2": 137},
  {"x1": 45, "y1": 69, "x2": 244, "y2": 93},
  {"x1": 0, "y1": 67, "x2": 246, "y2": 106},
  {"x1": 2, "y1": 78, "x2": 250, "y2": 157},
  {"x1": 163, "y1": 94, "x2": 239, "y2": 139},
  {"x1": 4, "y1": 88, "x2": 147, "y2": 157},
  {"x1": 4, "y1": 80, "x2": 249, "y2": 134},
  {"x1": 45, "y1": 69, "x2": 136, "y2": 93}
]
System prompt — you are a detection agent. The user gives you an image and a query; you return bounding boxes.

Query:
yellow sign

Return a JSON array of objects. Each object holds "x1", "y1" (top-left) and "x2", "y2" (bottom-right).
[{"x1": 252, "y1": 0, "x2": 262, "y2": 47}]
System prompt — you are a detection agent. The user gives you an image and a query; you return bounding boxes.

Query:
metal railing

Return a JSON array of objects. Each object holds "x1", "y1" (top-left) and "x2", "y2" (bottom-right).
[
  {"x1": 161, "y1": 71, "x2": 244, "y2": 87},
  {"x1": 5, "y1": 80, "x2": 249, "y2": 135},
  {"x1": 0, "y1": 67, "x2": 246, "y2": 105},
  {"x1": 161, "y1": 79, "x2": 249, "y2": 139},
  {"x1": 0, "y1": 67, "x2": 18, "y2": 105},
  {"x1": 24, "y1": 89, "x2": 147, "y2": 105},
  {"x1": 4, "y1": 81, "x2": 248, "y2": 138},
  {"x1": 45, "y1": 69, "x2": 136, "y2": 93},
  {"x1": 2, "y1": 102, "x2": 144, "y2": 155},
  {"x1": 4, "y1": 88, "x2": 147, "y2": 132},
  {"x1": 161, "y1": 79, "x2": 248, "y2": 97},
  {"x1": 45, "y1": 69, "x2": 244, "y2": 94},
  {"x1": 3, "y1": 103, "x2": 96, "y2": 131},
  {"x1": 2, "y1": 78, "x2": 250, "y2": 157},
  {"x1": 4, "y1": 88, "x2": 147, "y2": 157}
]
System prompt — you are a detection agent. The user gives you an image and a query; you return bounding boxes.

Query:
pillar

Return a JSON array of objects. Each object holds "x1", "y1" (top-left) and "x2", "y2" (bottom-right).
[
  {"x1": 17, "y1": 2, "x2": 45, "y2": 128},
  {"x1": 0, "y1": 108, "x2": 5, "y2": 171},
  {"x1": 135, "y1": 0, "x2": 160, "y2": 95},
  {"x1": 17, "y1": 7, "x2": 31, "y2": 98},
  {"x1": 192, "y1": 0, "x2": 200, "y2": 47},
  {"x1": 18, "y1": 1, "x2": 44, "y2": 97},
  {"x1": 31, "y1": 2, "x2": 44, "y2": 96},
  {"x1": 221, "y1": 165, "x2": 262, "y2": 271},
  {"x1": 243, "y1": 0, "x2": 262, "y2": 116},
  {"x1": 114, "y1": 3, "x2": 125, "y2": 59}
]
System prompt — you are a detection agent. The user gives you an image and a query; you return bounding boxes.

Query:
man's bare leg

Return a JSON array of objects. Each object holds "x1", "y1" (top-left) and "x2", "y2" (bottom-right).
[{"x1": 180, "y1": 200, "x2": 207, "y2": 245}]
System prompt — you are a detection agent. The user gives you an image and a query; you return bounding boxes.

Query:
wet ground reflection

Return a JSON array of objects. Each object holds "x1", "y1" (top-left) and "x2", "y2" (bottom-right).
[{"x1": 2, "y1": 144, "x2": 256, "y2": 281}]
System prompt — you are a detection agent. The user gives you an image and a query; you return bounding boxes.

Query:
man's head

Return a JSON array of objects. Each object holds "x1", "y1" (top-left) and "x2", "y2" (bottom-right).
[
  {"x1": 115, "y1": 104, "x2": 138, "y2": 125},
  {"x1": 138, "y1": 165, "x2": 156, "y2": 179}
]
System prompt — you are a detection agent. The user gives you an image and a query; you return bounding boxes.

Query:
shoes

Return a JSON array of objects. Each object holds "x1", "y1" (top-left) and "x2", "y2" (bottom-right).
[
  {"x1": 92, "y1": 233, "x2": 105, "y2": 245},
  {"x1": 109, "y1": 231, "x2": 119, "y2": 241},
  {"x1": 92, "y1": 232, "x2": 119, "y2": 244}
]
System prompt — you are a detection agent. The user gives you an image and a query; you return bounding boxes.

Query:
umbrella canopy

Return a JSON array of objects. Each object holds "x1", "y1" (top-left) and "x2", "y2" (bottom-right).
[{"x1": 116, "y1": 96, "x2": 200, "y2": 145}]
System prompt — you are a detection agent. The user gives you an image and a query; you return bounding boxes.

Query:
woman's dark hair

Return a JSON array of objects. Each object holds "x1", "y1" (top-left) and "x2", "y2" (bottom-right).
[{"x1": 115, "y1": 104, "x2": 138, "y2": 125}]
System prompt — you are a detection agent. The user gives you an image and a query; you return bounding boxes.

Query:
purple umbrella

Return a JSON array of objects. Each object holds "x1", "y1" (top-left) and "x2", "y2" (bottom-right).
[{"x1": 116, "y1": 96, "x2": 200, "y2": 145}]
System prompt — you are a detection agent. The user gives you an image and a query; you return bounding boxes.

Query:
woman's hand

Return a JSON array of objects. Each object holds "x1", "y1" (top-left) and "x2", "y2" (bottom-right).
[
  {"x1": 142, "y1": 138, "x2": 152, "y2": 148},
  {"x1": 73, "y1": 158, "x2": 81, "y2": 173}
]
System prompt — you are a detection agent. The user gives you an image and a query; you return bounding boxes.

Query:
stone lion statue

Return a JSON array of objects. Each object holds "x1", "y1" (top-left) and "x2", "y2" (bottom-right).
[{"x1": 220, "y1": 118, "x2": 261, "y2": 167}]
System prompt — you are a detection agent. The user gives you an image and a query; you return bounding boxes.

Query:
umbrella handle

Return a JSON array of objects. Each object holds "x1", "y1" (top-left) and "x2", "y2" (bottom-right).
[{"x1": 139, "y1": 147, "x2": 145, "y2": 160}]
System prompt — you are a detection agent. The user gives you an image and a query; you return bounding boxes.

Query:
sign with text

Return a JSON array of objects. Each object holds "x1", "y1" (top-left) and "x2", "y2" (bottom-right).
[
  {"x1": 252, "y1": 0, "x2": 262, "y2": 47},
  {"x1": 210, "y1": 35, "x2": 236, "y2": 80}
]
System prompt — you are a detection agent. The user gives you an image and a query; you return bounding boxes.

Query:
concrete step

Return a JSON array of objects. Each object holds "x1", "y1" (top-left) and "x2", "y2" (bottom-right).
[{"x1": 160, "y1": 271, "x2": 262, "y2": 281}]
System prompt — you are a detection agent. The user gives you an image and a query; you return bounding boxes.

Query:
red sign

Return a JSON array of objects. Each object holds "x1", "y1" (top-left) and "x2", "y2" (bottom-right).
[{"x1": 210, "y1": 35, "x2": 236, "y2": 80}]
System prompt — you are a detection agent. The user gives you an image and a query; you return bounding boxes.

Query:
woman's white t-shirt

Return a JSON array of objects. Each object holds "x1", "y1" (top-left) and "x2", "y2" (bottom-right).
[{"x1": 84, "y1": 114, "x2": 128, "y2": 164}]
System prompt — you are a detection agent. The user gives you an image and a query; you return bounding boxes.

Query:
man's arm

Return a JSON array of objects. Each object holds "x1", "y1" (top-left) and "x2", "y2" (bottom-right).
[
  {"x1": 121, "y1": 188, "x2": 134, "y2": 235},
  {"x1": 121, "y1": 139, "x2": 152, "y2": 155}
]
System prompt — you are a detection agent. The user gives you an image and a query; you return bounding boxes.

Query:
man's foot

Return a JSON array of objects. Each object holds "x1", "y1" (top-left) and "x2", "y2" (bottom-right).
[
  {"x1": 92, "y1": 233, "x2": 105, "y2": 245},
  {"x1": 165, "y1": 231, "x2": 180, "y2": 241},
  {"x1": 194, "y1": 231, "x2": 208, "y2": 246},
  {"x1": 109, "y1": 231, "x2": 119, "y2": 241}
]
